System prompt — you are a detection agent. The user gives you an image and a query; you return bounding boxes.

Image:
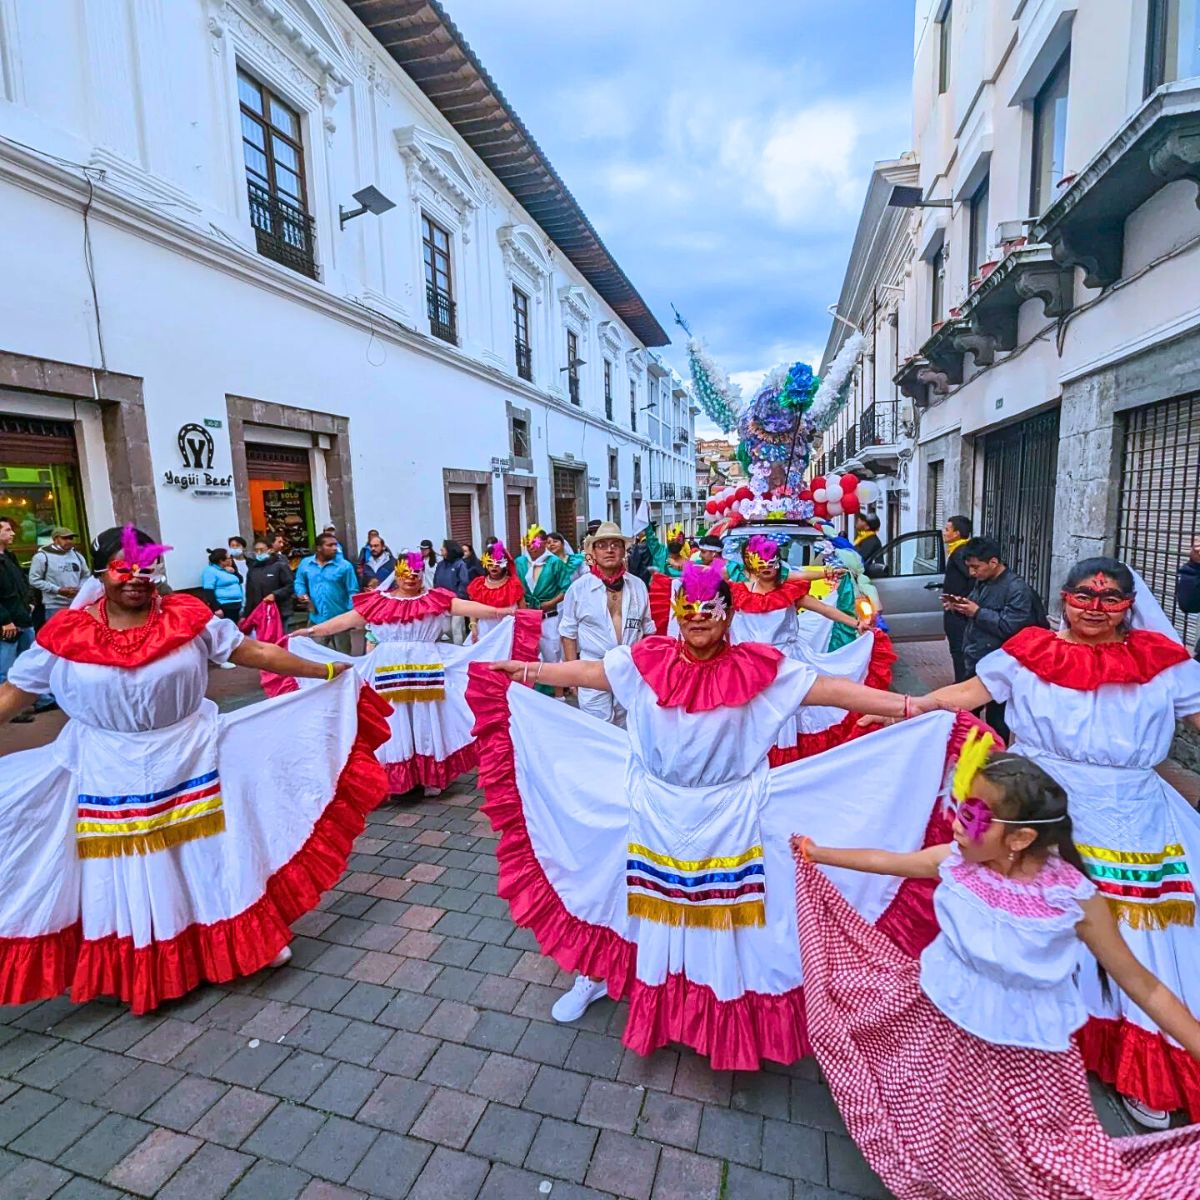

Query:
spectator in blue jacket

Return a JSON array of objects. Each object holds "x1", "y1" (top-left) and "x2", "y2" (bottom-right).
[
  {"x1": 357, "y1": 532, "x2": 396, "y2": 590},
  {"x1": 1176, "y1": 536, "x2": 1200, "y2": 660},
  {"x1": 202, "y1": 550, "x2": 245, "y2": 670},
  {"x1": 434, "y1": 539, "x2": 471, "y2": 644},
  {"x1": 295, "y1": 532, "x2": 358, "y2": 653}
]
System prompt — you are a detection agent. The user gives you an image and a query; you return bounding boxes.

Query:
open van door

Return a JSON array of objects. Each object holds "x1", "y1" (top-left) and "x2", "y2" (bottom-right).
[{"x1": 868, "y1": 531, "x2": 945, "y2": 641}]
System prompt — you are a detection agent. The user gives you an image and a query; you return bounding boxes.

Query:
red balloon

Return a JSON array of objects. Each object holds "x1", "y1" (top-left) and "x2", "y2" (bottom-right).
[
  {"x1": 840, "y1": 473, "x2": 859, "y2": 492},
  {"x1": 705, "y1": 500, "x2": 718, "y2": 514},
  {"x1": 841, "y1": 493, "x2": 861, "y2": 515},
  {"x1": 798, "y1": 488, "x2": 813, "y2": 502},
  {"x1": 813, "y1": 501, "x2": 830, "y2": 519},
  {"x1": 735, "y1": 486, "x2": 753, "y2": 502},
  {"x1": 810, "y1": 476, "x2": 826, "y2": 492}
]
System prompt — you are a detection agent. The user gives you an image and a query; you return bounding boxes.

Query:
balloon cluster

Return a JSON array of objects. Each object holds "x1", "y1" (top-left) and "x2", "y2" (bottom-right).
[
  {"x1": 704, "y1": 484, "x2": 815, "y2": 533},
  {"x1": 797, "y1": 473, "x2": 880, "y2": 521}
]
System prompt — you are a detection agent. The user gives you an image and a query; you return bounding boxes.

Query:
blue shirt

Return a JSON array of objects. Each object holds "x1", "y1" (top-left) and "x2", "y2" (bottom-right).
[
  {"x1": 201, "y1": 564, "x2": 245, "y2": 607},
  {"x1": 294, "y1": 555, "x2": 358, "y2": 623}
]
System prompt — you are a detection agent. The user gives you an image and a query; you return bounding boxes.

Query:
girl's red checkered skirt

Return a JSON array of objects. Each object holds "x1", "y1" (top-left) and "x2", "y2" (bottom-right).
[{"x1": 793, "y1": 857, "x2": 1200, "y2": 1200}]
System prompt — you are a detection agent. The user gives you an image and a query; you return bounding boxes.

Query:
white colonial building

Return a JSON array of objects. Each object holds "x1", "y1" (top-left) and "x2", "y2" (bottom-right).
[
  {"x1": 819, "y1": 0, "x2": 1200, "y2": 634},
  {"x1": 0, "y1": 0, "x2": 693, "y2": 582}
]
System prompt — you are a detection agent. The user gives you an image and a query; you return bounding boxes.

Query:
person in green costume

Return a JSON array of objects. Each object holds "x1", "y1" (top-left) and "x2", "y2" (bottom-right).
[
  {"x1": 644, "y1": 521, "x2": 690, "y2": 578},
  {"x1": 515, "y1": 525, "x2": 584, "y2": 669}
]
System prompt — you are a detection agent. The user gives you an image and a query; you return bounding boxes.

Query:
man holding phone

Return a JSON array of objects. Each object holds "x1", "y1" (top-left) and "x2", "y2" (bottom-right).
[{"x1": 940, "y1": 515, "x2": 973, "y2": 682}]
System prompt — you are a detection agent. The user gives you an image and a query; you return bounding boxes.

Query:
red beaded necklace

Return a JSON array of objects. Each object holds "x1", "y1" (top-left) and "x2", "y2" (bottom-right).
[{"x1": 93, "y1": 596, "x2": 163, "y2": 657}]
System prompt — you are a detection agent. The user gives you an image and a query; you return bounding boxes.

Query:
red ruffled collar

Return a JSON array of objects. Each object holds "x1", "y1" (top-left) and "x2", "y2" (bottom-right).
[
  {"x1": 353, "y1": 586, "x2": 455, "y2": 624},
  {"x1": 1004, "y1": 627, "x2": 1190, "y2": 691},
  {"x1": 467, "y1": 575, "x2": 526, "y2": 610},
  {"x1": 630, "y1": 636, "x2": 783, "y2": 713},
  {"x1": 37, "y1": 593, "x2": 214, "y2": 668},
  {"x1": 730, "y1": 579, "x2": 811, "y2": 613}
]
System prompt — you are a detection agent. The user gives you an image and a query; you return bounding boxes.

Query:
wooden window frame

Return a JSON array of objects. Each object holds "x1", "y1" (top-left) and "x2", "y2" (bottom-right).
[
  {"x1": 423, "y1": 214, "x2": 456, "y2": 342},
  {"x1": 238, "y1": 69, "x2": 309, "y2": 211},
  {"x1": 938, "y1": 3, "x2": 952, "y2": 95},
  {"x1": 967, "y1": 175, "x2": 990, "y2": 282}
]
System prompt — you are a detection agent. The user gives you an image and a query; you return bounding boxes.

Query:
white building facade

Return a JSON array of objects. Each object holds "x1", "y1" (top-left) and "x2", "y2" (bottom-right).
[
  {"x1": 819, "y1": 0, "x2": 1200, "y2": 634},
  {"x1": 0, "y1": 0, "x2": 684, "y2": 582}
]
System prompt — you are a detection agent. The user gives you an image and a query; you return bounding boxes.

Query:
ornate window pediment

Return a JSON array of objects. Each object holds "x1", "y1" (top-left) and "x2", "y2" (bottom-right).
[
  {"x1": 395, "y1": 125, "x2": 483, "y2": 224},
  {"x1": 215, "y1": 0, "x2": 352, "y2": 92},
  {"x1": 559, "y1": 284, "x2": 593, "y2": 327},
  {"x1": 499, "y1": 224, "x2": 551, "y2": 291},
  {"x1": 597, "y1": 320, "x2": 624, "y2": 358},
  {"x1": 626, "y1": 348, "x2": 647, "y2": 376}
]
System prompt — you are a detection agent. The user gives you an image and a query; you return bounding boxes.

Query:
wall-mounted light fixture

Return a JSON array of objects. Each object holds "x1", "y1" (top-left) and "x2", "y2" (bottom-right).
[{"x1": 339, "y1": 185, "x2": 396, "y2": 230}]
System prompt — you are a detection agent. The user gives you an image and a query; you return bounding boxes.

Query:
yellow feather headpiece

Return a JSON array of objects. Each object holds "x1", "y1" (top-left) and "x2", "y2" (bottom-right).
[
  {"x1": 524, "y1": 523, "x2": 546, "y2": 550},
  {"x1": 951, "y1": 727, "x2": 996, "y2": 803},
  {"x1": 666, "y1": 522, "x2": 685, "y2": 544}
]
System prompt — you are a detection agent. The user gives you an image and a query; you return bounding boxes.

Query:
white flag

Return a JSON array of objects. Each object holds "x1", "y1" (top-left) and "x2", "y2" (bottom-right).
[{"x1": 632, "y1": 499, "x2": 651, "y2": 534}]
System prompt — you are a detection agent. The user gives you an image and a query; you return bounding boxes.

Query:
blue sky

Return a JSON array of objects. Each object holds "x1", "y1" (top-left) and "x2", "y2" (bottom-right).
[{"x1": 445, "y1": 0, "x2": 916, "y2": 432}]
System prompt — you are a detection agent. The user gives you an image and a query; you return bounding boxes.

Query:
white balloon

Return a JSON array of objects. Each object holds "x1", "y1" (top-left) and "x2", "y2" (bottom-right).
[
  {"x1": 813, "y1": 488, "x2": 827, "y2": 503},
  {"x1": 858, "y1": 480, "x2": 880, "y2": 503},
  {"x1": 826, "y1": 474, "x2": 842, "y2": 493},
  {"x1": 825, "y1": 484, "x2": 843, "y2": 501},
  {"x1": 827, "y1": 499, "x2": 844, "y2": 516}
]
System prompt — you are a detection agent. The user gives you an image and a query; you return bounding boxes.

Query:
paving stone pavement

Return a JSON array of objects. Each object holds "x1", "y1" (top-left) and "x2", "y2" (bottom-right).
[{"x1": 0, "y1": 764, "x2": 889, "y2": 1198}]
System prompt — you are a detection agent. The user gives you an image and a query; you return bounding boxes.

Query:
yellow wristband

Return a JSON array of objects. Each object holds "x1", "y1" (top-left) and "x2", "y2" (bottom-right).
[{"x1": 325, "y1": 661, "x2": 335, "y2": 682}]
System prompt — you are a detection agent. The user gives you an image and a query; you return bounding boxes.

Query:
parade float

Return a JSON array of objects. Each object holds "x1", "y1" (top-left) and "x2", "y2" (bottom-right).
[{"x1": 678, "y1": 310, "x2": 879, "y2": 536}]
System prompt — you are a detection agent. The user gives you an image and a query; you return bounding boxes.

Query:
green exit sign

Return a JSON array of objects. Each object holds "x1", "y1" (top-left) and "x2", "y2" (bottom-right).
[{"x1": 204, "y1": 419, "x2": 223, "y2": 429}]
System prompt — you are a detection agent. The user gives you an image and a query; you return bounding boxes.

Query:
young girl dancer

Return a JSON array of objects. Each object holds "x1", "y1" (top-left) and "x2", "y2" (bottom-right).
[{"x1": 793, "y1": 737, "x2": 1200, "y2": 1200}]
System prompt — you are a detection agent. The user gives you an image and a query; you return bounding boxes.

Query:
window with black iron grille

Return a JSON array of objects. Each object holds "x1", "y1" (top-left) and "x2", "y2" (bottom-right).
[
  {"x1": 513, "y1": 287, "x2": 532, "y2": 380},
  {"x1": 238, "y1": 69, "x2": 317, "y2": 279},
  {"x1": 980, "y1": 407, "x2": 1060, "y2": 604},
  {"x1": 604, "y1": 361, "x2": 614, "y2": 421},
  {"x1": 633, "y1": 456, "x2": 642, "y2": 494},
  {"x1": 1117, "y1": 393, "x2": 1200, "y2": 645},
  {"x1": 630, "y1": 381, "x2": 638, "y2": 432},
  {"x1": 608, "y1": 448, "x2": 619, "y2": 489},
  {"x1": 567, "y1": 329, "x2": 581, "y2": 405},
  {"x1": 510, "y1": 413, "x2": 531, "y2": 460},
  {"x1": 423, "y1": 215, "x2": 456, "y2": 343}
]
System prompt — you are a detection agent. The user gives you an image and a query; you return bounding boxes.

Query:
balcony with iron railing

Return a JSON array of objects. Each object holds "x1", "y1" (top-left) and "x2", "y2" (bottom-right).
[
  {"x1": 605, "y1": 390, "x2": 614, "y2": 421},
  {"x1": 426, "y1": 283, "x2": 457, "y2": 344},
  {"x1": 680, "y1": 485, "x2": 695, "y2": 500},
  {"x1": 674, "y1": 426, "x2": 689, "y2": 445},
  {"x1": 515, "y1": 339, "x2": 532, "y2": 382},
  {"x1": 247, "y1": 181, "x2": 317, "y2": 279},
  {"x1": 568, "y1": 374, "x2": 581, "y2": 406}
]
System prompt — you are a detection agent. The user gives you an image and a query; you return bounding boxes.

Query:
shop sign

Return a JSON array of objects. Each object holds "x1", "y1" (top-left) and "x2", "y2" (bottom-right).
[{"x1": 163, "y1": 422, "x2": 234, "y2": 497}]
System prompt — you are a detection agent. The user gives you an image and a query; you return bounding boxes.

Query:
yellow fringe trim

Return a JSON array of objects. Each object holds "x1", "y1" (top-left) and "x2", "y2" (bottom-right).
[
  {"x1": 77, "y1": 810, "x2": 227, "y2": 859},
  {"x1": 627, "y1": 893, "x2": 766, "y2": 930},
  {"x1": 1106, "y1": 897, "x2": 1196, "y2": 930},
  {"x1": 75, "y1": 796, "x2": 223, "y2": 837},
  {"x1": 628, "y1": 843, "x2": 763, "y2": 871},
  {"x1": 1079, "y1": 843, "x2": 1185, "y2": 865},
  {"x1": 378, "y1": 687, "x2": 446, "y2": 704},
  {"x1": 376, "y1": 663, "x2": 445, "y2": 673}
]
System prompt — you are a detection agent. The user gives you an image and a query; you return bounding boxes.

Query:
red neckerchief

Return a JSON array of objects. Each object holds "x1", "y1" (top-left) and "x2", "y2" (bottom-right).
[{"x1": 591, "y1": 564, "x2": 626, "y2": 592}]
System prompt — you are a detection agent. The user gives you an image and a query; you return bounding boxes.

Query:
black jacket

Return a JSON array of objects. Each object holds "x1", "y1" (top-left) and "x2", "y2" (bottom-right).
[
  {"x1": 433, "y1": 558, "x2": 470, "y2": 599},
  {"x1": 0, "y1": 551, "x2": 32, "y2": 628},
  {"x1": 962, "y1": 568, "x2": 1047, "y2": 671},
  {"x1": 244, "y1": 555, "x2": 294, "y2": 618},
  {"x1": 942, "y1": 545, "x2": 973, "y2": 637},
  {"x1": 1177, "y1": 559, "x2": 1200, "y2": 658},
  {"x1": 856, "y1": 533, "x2": 883, "y2": 565}
]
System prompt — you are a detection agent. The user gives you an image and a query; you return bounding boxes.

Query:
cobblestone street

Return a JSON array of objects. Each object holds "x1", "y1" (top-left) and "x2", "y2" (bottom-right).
[
  {"x1": 0, "y1": 677, "x2": 894, "y2": 1200},
  {"x1": 0, "y1": 638, "x2": 1164, "y2": 1198}
]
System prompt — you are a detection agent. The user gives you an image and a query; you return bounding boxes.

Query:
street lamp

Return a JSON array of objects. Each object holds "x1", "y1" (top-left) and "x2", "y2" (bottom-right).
[
  {"x1": 886, "y1": 185, "x2": 953, "y2": 210},
  {"x1": 339, "y1": 185, "x2": 396, "y2": 230}
]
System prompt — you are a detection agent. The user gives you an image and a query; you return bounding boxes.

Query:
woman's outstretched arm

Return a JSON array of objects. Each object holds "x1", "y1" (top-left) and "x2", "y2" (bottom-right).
[
  {"x1": 229, "y1": 639, "x2": 353, "y2": 680},
  {"x1": 490, "y1": 658, "x2": 610, "y2": 692}
]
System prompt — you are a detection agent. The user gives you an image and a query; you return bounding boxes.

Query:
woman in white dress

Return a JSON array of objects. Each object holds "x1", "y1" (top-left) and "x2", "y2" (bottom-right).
[
  {"x1": 919, "y1": 556, "x2": 1200, "y2": 1128},
  {"x1": 471, "y1": 562, "x2": 985, "y2": 1068},
  {"x1": 729, "y1": 538, "x2": 896, "y2": 765},
  {"x1": 0, "y1": 526, "x2": 389, "y2": 1014},
  {"x1": 288, "y1": 550, "x2": 540, "y2": 798}
]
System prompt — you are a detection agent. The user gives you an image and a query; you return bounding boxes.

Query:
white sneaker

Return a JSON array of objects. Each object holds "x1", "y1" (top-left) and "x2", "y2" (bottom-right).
[
  {"x1": 551, "y1": 976, "x2": 607, "y2": 1023},
  {"x1": 268, "y1": 945, "x2": 292, "y2": 969},
  {"x1": 1122, "y1": 1094, "x2": 1172, "y2": 1130},
  {"x1": 217, "y1": 661, "x2": 237, "y2": 670},
  {"x1": 423, "y1": 786, "x2": 443, "y2": 798}
]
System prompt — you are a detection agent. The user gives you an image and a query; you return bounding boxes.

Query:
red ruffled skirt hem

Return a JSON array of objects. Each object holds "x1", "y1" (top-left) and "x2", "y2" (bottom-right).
[
  {"x1": 1078, "y1": 1016, "x2": 1200, "y2": 1122},
  {"x1": 769, "y1": 632, "x2": 898, "y2": 767},
  {"x1": 383, "y1": 742, "x2": 479, "y2": 794},
  {"x1": 0, "y1": 685, "x2": 390, "y2": 1014},
  {"x1": 466, "y1": 664, "x2": 970, "y2": 1070}
]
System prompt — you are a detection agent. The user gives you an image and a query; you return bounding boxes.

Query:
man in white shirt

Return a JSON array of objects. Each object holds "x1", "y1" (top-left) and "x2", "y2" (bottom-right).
[{"x1": 559, "y1": 522, "x2": 654, "y2": 727}]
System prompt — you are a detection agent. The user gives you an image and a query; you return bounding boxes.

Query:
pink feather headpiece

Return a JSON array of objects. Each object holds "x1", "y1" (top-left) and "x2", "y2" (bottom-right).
[
  {"x1": 482, "y1": 542, "x2": 509, "y2": 567},
  {"x1": 745, "y1": 534, "x2": 782, "y2": 565},
  {"x1": 673, "y1": 560, "x2": 727, "y2": 621},
  {"x1": 120, "y1": 524, "x2": 171, "y2": 569},
  {"x1": 395, "y1": 551, "x2": 426, "y2": 578}
]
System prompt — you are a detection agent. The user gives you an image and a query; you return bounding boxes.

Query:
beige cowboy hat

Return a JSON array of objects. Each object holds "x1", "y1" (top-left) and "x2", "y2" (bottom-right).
[{"x1": 584, "y1": 521, "x2": 633, "y2": 553}]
